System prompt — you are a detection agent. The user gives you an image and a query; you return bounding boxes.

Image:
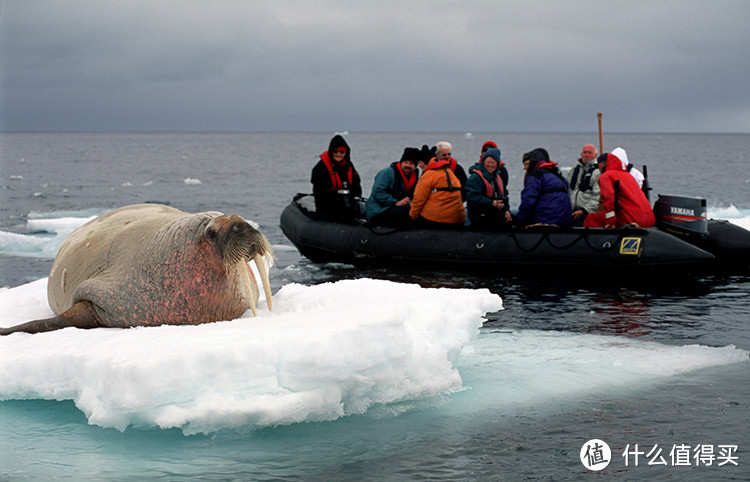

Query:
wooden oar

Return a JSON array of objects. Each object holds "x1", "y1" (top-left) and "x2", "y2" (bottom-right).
[{"x1": 597, "y1": 112, "x2": 603, "y2": 154}]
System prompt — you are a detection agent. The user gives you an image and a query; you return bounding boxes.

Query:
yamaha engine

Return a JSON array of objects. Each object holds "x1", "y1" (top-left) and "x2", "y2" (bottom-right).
[{"x1": 653, "y1": 194, "x2": 708, "y2": 240}]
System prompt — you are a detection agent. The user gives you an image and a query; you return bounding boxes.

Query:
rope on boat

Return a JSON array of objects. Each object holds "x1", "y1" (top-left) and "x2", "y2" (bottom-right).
[{"x1": 508, "y1": 229, "x2": 626, "y2": 253}]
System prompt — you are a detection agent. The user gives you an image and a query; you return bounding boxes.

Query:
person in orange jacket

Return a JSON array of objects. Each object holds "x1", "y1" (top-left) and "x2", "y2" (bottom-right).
[{"x1": 409, "y1": 155, "x2": 466, "y2": 226}]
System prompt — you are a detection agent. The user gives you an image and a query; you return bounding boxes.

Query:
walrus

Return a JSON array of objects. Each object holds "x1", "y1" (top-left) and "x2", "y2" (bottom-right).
[{"x1": 0, "y1": 203, "x2": 273, "y2": 335}]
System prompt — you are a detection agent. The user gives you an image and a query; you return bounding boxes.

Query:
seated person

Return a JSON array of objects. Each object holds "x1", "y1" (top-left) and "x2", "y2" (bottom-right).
[
  {"x1": 310, "y1": 135, "x2": 362, "y2": 219},
  {"x1": 466, "y1": 148, "x2": 512, "y2": 229},
  {"x1": 409, "y1": 154, "x2": 465, "y2": 226},
  {"x1": 516, "y1": 148, "x2": 572, "y2": 227},
  {"x1": 434, "y1": 141, "x2": 467, "y2": 199},
  {"x1": 568, "y1": 143, "x2": 601, "y2": 225},
  {"x1": 479, "y1": 141, "x2": 509, "y2": 192},
  {"x1": 584, "y1": 153, "x2": 655, "y2": 228},
  {"x1": 365, "y1": 147, "x2": 420, "y2": 225}
]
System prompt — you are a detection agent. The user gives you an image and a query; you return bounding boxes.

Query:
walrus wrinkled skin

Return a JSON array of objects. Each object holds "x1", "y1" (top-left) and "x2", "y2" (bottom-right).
[{"x1": 1, "y1": 204, "x2": 273, "y2": 335}]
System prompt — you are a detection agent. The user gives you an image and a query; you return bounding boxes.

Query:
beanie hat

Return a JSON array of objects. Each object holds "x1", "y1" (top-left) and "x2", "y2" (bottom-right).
[
  {"x1": 482, "y1": 147, "x2": 501, "y2": 163},
  {"x1": 596, "y1": 153, "x2": 609, "y2": 168},
  {"x1": 400, "y1": 147, "x2": 421, "y2": 164}
]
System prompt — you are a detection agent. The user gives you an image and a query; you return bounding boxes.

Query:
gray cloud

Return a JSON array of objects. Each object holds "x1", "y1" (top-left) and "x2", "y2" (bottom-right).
[{"x1": 2, "y1": 0, "x2": 749, "y2": 133}]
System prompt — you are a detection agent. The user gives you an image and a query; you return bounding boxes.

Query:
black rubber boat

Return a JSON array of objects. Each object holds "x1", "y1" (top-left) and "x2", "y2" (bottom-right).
[{"x1": 279, "y1": 194, "x2": 747, "y2": 274}]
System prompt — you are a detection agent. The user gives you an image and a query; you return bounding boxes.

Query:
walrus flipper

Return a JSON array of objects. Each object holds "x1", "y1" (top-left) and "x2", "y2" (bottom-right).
[{"x1": 0, "y1": 301, "x2": 104, "y2": 335}]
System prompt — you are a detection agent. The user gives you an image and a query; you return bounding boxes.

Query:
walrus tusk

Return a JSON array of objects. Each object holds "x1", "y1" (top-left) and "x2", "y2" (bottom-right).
[
  {"x1": 242, "y1": 264, "x2": 258, "y2": 316},
  {"x1": 254, "y1": 252, "x2": 273, "y2": 312}
]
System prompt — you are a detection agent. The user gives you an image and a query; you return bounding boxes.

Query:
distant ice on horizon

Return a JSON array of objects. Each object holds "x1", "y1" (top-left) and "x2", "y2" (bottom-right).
[{"x1": 1, "y1": 207, "x2": 749, "y2": 262}]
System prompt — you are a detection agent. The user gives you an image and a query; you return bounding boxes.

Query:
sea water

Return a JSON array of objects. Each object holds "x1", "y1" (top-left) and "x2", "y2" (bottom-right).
[{"x1": 1, "y1": 132, "x2": 749, "y2": 480}]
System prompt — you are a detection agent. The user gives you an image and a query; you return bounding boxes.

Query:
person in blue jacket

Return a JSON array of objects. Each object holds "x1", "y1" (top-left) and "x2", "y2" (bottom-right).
[
  {"x1": 365, "y1": 147, "x2": 421, "y2": 225},
  {"x1": 465, "y1": 147, "x2": 512, "y2": 229},
  {"x1": 516, "y1": 148, "x2": 572, "y2": 227}
]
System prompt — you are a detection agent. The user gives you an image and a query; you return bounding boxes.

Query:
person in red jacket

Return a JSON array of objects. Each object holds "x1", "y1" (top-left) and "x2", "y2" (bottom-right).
[{"x1": 584, "y1": 153, "x2": 655, "y2": 228}]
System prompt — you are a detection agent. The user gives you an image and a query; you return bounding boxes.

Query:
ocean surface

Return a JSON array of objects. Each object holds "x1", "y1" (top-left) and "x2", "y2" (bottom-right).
[{"x1": 1, "y1": 132, "x2": 749, "y2": 480}]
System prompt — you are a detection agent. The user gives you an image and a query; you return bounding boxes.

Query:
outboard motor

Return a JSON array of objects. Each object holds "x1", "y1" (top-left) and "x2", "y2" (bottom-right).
[
  {"x1": 653, "y1": 194, "x2": 708, "y2": 240},
  {"x1": 655, "y1": 194, "x2": 750, "y2": 265}
]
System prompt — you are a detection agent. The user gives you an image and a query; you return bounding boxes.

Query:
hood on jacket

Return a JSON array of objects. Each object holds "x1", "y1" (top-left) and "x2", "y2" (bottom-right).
[
  {"x1": 598, "y1": 153, "x2": 626, "y2": 173},
  {"x1": 481, "y1": 141, "x2": 498, "y2": 152},
  {"x1": 480, "y1": 141, "x2": 498, "y2": 157},
  {"x1": 526, "y1": 148, "x2": 552, "y2": 171},
  {"x1": 326, "y1": 135, "x2": 352, "y2": 165},
  {"x1": 611, "y1": 147, "x2": 630, "y2": 170}
]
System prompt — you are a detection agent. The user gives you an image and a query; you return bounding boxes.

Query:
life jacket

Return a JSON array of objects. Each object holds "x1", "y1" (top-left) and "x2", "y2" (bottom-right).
[
  {"x1": 470, "y1": 168, "x2": 504, "y2": 199},
  {"x1": 427, "y1": 159, "x2": 462, "y2": 193},
  {"x1": 570, "y1": 161, "x2": 598, "y2": 192},
  {"x1": 528, "y1": 163, "x2": 568, "y2": 195},
  {"x1": 434, "y1": 156, "x2": 459, "y2": 173},
  {"x1": 320, "y1": 151, "x2": 354, "y2": 191},
  {"x1": 447, "y1": 157, "x2": 458, "y2": 173}
]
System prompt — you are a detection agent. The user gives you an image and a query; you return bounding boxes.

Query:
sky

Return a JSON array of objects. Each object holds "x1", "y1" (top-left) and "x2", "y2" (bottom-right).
[{"x1": 1, "y1": 0, "x2": 749, "y2": 133}]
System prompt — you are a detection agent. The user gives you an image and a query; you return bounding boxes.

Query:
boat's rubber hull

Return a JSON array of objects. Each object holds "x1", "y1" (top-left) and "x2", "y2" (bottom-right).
[
  {"x1": 659, "y1": 219, "x2": 750, "y2": 265},
  {"x1": 280, "y1": 197, "x2": 717, "y2": 272}
]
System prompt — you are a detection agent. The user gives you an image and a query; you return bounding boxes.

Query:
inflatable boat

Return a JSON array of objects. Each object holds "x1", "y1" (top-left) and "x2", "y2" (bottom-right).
[{"x1": 280, "y1": 194, "x2": 750, "y2": 274}]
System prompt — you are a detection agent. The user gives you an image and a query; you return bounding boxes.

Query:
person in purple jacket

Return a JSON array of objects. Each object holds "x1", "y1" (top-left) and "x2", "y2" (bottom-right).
[{"x1": 515, "y1": 148, "x2": 572, "y2": 227}]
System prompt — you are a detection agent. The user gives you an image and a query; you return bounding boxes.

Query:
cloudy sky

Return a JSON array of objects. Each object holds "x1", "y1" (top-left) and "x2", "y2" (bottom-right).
[{"x1": 2, "y1": 0, "x2": 749, "y2": 133}]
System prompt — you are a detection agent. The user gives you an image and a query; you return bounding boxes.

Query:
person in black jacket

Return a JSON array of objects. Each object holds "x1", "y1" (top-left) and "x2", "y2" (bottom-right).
[{"x1": 310, "y1": 135, "x2": 362, "y2": 219}]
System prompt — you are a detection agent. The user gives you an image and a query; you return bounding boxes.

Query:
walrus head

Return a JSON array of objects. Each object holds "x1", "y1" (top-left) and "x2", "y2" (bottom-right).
[
  {"x1": 204, "y1": 214, "x2": 274, "y2": 315},
  {"x1": 205, "y1": 215, "x2": 270, "y2": 265}
]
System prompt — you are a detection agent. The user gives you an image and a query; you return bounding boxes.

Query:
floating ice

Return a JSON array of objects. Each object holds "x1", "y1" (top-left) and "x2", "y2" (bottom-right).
[
  {"x1": 1, "y1": 277, "x2": 748, "y2": 436},
  {"x1": 0, "y1": 278, "x2": 502, "y2": 435}
]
